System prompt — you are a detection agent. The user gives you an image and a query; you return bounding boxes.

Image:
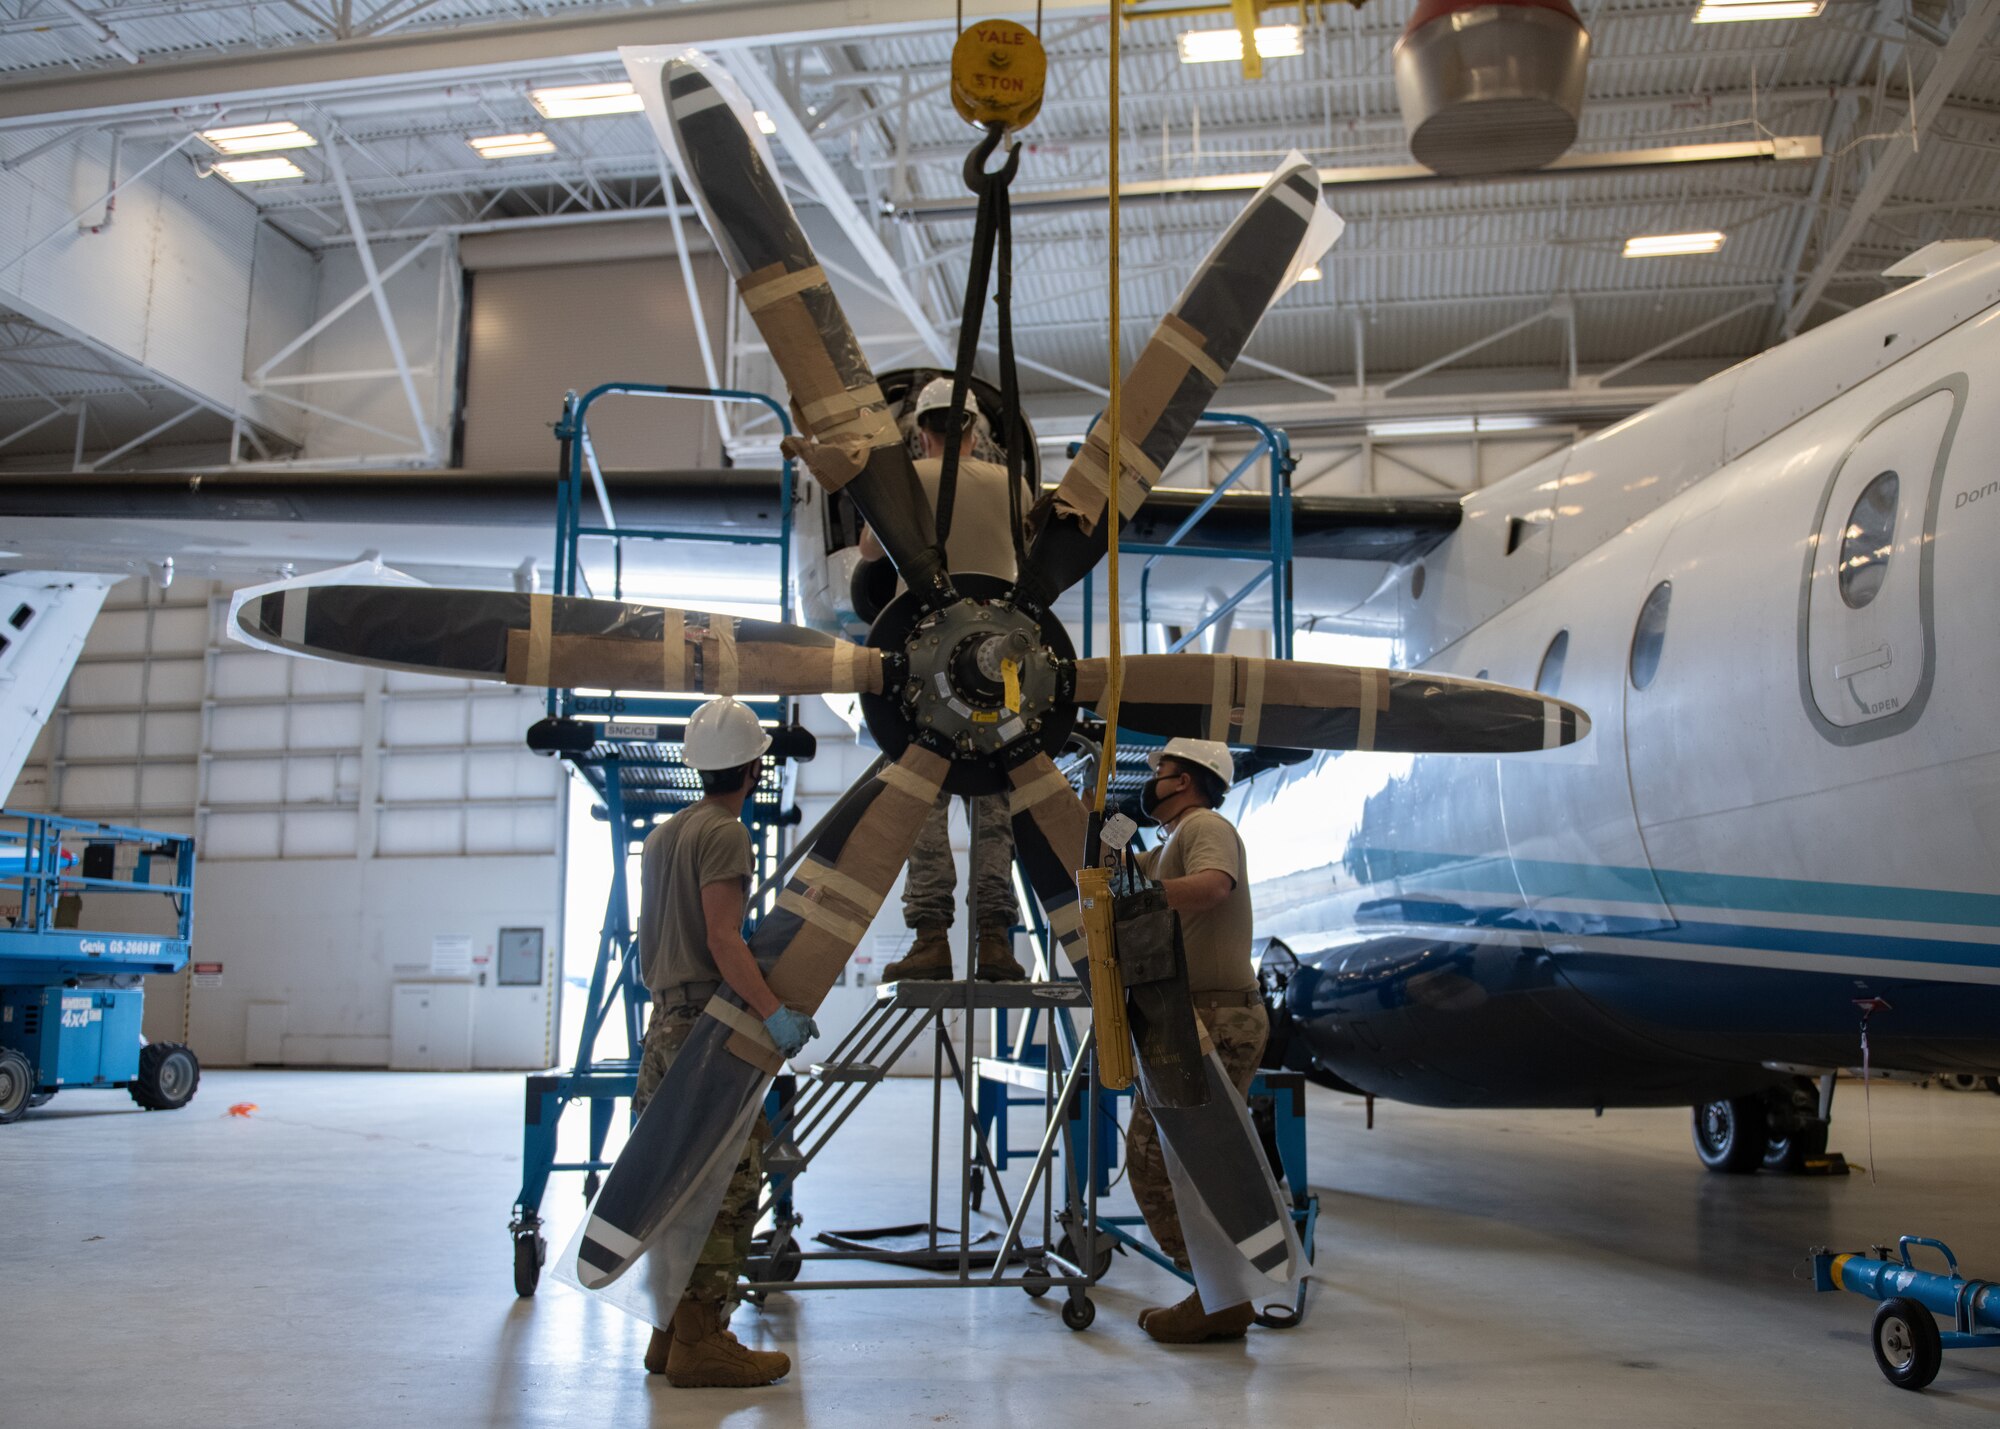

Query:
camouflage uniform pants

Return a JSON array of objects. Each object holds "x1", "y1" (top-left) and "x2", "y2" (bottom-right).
[
  {"x1": 1125, "y1": 1000, "x2": 1269, "y2": 1271},
  {"x1": 901, "y1": 791, "x2": 1020, "y2": 931},
  {"x1": 633, "y1": 1000, "x2": 770, "y2": 1309}
]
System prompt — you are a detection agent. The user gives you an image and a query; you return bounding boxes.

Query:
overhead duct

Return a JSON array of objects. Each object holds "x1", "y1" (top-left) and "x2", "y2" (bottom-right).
[{"x1": 1394, "y1": 0, "x2": 1591, "y2": 177}]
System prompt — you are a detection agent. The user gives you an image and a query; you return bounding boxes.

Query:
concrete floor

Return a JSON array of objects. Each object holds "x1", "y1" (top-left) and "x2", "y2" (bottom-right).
[{"x1": 4, "y1": 1071, "x2": 1999, "y2": 1428}]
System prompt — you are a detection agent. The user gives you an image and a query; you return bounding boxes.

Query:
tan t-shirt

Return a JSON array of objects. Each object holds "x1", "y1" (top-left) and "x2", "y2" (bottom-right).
[
  {"x1": 913, "y1": 456, "x2": 1021, "y2": 582},
  {"x1": 637, "y1": 799, "x2": 755, "y2": 997},
  {"x1": 1135, "y1": 807, "x2": 1256, "y2": 995}
]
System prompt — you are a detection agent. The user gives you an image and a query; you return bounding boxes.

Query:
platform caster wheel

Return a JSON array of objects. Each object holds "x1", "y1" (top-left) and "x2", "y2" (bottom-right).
[
  {"x1": 0, "y1": 1048, "x2": 31, "y2": 1124},
  {"x1": 582, "y1": 1170, "x2": 600, "y2": 1201},
  {"x1": 1255, "y1": 1301, "x2": 1303, "y2": 1330},
  {"x1": 1872, "y1": 1297, "x2": 1943, "y2": 1391},
  {"x1": 1061, "y1": 1296, "x2": 1095, "y2": 1331},
  {"x1": 130, "y1": 1042, "x2": 199, "y2": 1111},
  {"x1": 1057, "y1": 1230, "x2": 1114, "y2": 1279},
  {"x1": 513, "y1": 1231, "x2": 546, "y2": 1297},
  {"x1": 1692, "y1": 1096, "x2": 1765, "y2": 1173}
]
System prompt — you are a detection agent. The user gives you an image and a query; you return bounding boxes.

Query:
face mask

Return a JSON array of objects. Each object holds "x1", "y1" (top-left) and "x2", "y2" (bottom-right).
[{"x1": 1138, "y1": 774, "x2": 1181, "y2": 820}]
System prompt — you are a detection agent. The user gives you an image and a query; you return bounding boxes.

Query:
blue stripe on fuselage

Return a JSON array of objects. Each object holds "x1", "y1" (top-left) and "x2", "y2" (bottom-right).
[
  {"x1": 1366, "y1": 896, "x2": 2000, "y2": 970},
  {"x1": 1356, "y1": 847, "x2": 2000, "y2": 931}
]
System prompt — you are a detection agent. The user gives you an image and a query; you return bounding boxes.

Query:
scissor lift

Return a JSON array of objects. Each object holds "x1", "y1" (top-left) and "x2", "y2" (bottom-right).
[
  {"x1": 510, "y1": 382, "x2": 801, "y2": 1294},
  {"x1": 0, "y1": 810, "x2": 198, "y2": 1123}
]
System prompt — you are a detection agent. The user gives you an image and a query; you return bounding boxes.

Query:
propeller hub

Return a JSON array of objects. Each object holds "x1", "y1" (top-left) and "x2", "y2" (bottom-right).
[
  {"x1": 903, "y1": 599, "x2": 1058, "y2": 757},
  {"x1": 858, "y1": 573, "x2": 1079, "y2": 796}
]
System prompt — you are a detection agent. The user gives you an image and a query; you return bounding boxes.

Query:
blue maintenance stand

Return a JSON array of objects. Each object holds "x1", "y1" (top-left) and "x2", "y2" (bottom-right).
[
  {"x1": 1815, "y1": 1236, "x2": 2000, "y2": 1390},
  {"x1": 980, "y1": 412, "x2": 1319, "y2": 1320},
  {"x1": 509, "y1": 381, "x2": 804, "y2": 1296},
  {"x1": 0, "y1": 810, "x2": 199, "y2": 1122}
]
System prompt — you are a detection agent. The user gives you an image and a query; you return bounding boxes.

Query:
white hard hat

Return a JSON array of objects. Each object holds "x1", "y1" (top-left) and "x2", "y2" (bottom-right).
[
  {"x1": 683, "y1": 697, "x2": 773, "y2": 771},
  {"x1": 1149, "y1": 738, "x2": 1234, "y2": 791},
  {"x1": 913, "y1": 377, "x2": 981, "y2": 421}
]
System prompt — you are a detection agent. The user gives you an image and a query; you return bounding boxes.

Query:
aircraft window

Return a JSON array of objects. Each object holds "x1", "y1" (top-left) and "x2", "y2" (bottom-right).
[
  {"x1": 1837, "y1": 470, "x2": 1898, "y2": 609},
  {"x1": 1535, "y1": 630, "x2": 1568, "y2": 695},
  {"x1": 1629, "y1": 581, "x2": 1671, "y2": 690}
]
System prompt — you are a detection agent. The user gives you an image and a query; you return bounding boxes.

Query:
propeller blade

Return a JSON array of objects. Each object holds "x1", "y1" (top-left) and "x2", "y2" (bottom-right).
[
  {"x1": 1001, "y1": 752, "x2": 1304, "y2": 1300},
  {"x1": 1072, "y1": 654, "x2": 1590, "y2": 753},
  {"x1": 233, "y1": 584, "x2": 883, "y2": 697},
  {"x1": 575, "y1": 746, "x2": 948, "y2": 1297},
  {"x1": 628, "y1": 51, "x2": 952, "y2": 604},
  {"x1": 1016, "y1": 154, "x2": 1337, "y2": 608}
]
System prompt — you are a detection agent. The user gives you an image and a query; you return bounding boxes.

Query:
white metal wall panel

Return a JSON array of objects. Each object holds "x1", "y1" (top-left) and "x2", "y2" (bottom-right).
[
  {"x1": 0, "y1": 132, "x2": 263, "y2": 418},
  {"x1": 15, "y1": 577, "x2": 564, "y2": 1071}
]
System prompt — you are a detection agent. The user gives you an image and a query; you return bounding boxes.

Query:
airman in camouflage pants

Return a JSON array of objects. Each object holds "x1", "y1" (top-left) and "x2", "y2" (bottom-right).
[
  {"x1": 1125, "y1": 999, "x2": 1270, "y2": 1268},
  {"x1": 634, "y1": 999, "x2": 770, "y2": 1308}
]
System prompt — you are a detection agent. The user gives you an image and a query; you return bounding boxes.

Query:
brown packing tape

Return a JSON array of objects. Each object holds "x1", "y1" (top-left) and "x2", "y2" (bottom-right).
[
  {"x1": 712, "y1": 618, "x2": 739, "y2": 697},
  {"x1": 1206, "y1": 656, "x2": 1232, "y2": 743},
  {"x1": 814, "y1": 403, "x2": 902, "y2": 452},
  {"x1": 1236, "y1": 656, "x2": 1266, "y2": 745},
  {"x1": 724, "y1": 1030, "x2": 787, "y2": 1076},
  {"x1": 1072, "y1": 660, "x2": 1105, "y2": 705},
  {"x1": 504, "y1": 629, "x2": 867, "y2": 696},
  {"x1": 1006, "y1": 764, "x2": 1074, "y2": 816},
  {"x1": 777, "y1": 887, "x2": 869, "y2": 946},
  {"x1": 1006, "y1": 756, "x2": 1087, "y2": 890},
  {"x1": 527, "y1": 594, "x2": 553, "y2": 686},
  {"x1": 739, "y1": 264, "x2": 829, "y2": 313},
  {"x1": 800, "y1": 383, "x2": 888, "y2": 428},
  {"x1": 1153, "y1": 312, "x2": 1227, "y2": 387},
  {"x1": 705, "y1": 994, "x2": 779, "y2": 1052},
  {"x1": 1195, "y1": 1019, "x2": 1216, "y2": 1057},
  {"x1": 662, "y1": 609, "x2": 685, "y2": 692},
  {"x1": 1258, "y1": 661, "x2": 1379, "y2": 713},
  {"x1": 1053, "y1": 427, "x2": 1156, "y2": 533},
  {"x1": 765, "y1": 748, "x2": 948, "y2": 1012},
  {"x1": 739, "y1": 266, "x2": 867, "y2": 437},
  {"x1": 794, "y1": 857, "x2": 886, "y2": 919},
  {"x1": 781, "y1": 433, "x2": 869, "y2": 493}
]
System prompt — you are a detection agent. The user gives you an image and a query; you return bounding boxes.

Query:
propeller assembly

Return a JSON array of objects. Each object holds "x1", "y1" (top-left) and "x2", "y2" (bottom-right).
[{"x1": 232, "y1": 48, "x2": 1592, "y2": 1309}]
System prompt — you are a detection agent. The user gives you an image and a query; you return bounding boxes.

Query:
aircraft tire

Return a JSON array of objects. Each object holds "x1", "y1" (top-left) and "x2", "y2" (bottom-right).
[
  {"x1": 1762, "y1": 1118, "x2": 1829, "y2": 1173},
  {"x1": 1691, "y1": 1096, "x2": 1765, "y2": 1174}
]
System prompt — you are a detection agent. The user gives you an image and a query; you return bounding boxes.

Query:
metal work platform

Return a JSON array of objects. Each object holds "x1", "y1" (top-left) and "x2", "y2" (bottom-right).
[
  {"x1": 510, "y1": 381, "x2": 801, "y2": 1295},
  {"x1": 742, "y1": 977, "x2": 1106, "y2": 1329}
]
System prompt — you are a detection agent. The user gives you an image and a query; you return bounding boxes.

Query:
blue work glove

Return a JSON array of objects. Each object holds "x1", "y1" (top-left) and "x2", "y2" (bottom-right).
[{"x1": 763, "y1": 1006, "x2": 819, "y2": 1059}]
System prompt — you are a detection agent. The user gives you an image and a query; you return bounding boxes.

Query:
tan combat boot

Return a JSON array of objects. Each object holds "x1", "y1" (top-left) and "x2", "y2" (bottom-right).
[
  {"x1": 662, "y1": 1298, "x2": 790, "y2": 1387},
  {"x1": 975, "y1": 925, "x2": 1027, "y2": 982},
  {"x1": 1138, "y1": 1289, "x2": 1256, "y2": 1344},
  {"x1": 882, "y1": 927, "x2": 954, "y2": 981}
]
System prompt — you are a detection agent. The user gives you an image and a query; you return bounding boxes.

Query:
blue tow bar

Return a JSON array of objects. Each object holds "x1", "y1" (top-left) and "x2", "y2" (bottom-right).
[{"x1": 1813, "y1": 1236, "x2": 2000, "y2": 1391}]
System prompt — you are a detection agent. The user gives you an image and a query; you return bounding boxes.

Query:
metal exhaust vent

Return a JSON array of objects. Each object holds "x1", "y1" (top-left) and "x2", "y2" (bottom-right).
[{"x1": 1394, "y1": 0, "x2": 1591, "y2": 177}]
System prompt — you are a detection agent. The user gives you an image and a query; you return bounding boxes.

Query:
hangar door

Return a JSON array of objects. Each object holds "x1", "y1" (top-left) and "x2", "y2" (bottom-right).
[{"x1": 461, "y1": 242, "x2": 731, "y2": 472}]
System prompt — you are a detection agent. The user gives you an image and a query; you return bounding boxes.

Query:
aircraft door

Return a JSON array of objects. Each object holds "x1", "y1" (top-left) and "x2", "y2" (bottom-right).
[{"x1": 1799, "y1": 379, "x2": 1964, "y2": 744}]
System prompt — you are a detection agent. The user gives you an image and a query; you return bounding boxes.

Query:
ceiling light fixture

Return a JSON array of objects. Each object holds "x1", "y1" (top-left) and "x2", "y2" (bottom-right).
[
  {"x1": 1692, "y1": 0, "x2": 1822, "y2": 21},
  {"x1": 1622, "y1": 230, "x2": 1728, "y2": 257},
  {"x1": 199, "y1": 121, "x2": 317, "y2": 154},
  {"x1": 1297, "y1": 264, "x2": 1323, "y2": 282},
  {"x1": 754, "y1": 110, "x2": 779, "y2": 135},
  {"x1": 1368, "y1": 415, "x2": 1541, "y2": 438},
  {"x1": 529, "y1": 82, "x2": 643, "y2": 119},
  {"x1": 212, "y1": 156, "x2": 306, "y2": 183},
  {"x1": 468, "y1": 132, "x2": 557, "y2": 159},
  {"x1": 1178, "y1": 24, "x2": 1304, "y2": 64}
]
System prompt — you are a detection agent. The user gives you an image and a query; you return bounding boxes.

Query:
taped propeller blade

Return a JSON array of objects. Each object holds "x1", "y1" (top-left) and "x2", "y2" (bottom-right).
[
  {"x1": 232, "y1": 584, "x2": 883, "y2": 697},
  {"x1": 572, "y1": 746, "x2": 947, "y2": 1302},
  {"x1": 1072, "y1": 654, "x2": 1590, "y2": 753},
  {"x1": 1000, "y1": 753, "x2": 1304, "y2": 1304},
  {"x1": 625, "y1": 48, "x2": 952, "y2": 604},
  {"x1": 1016, "y1": 154, "x2": 1340, "y2": 608}
]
